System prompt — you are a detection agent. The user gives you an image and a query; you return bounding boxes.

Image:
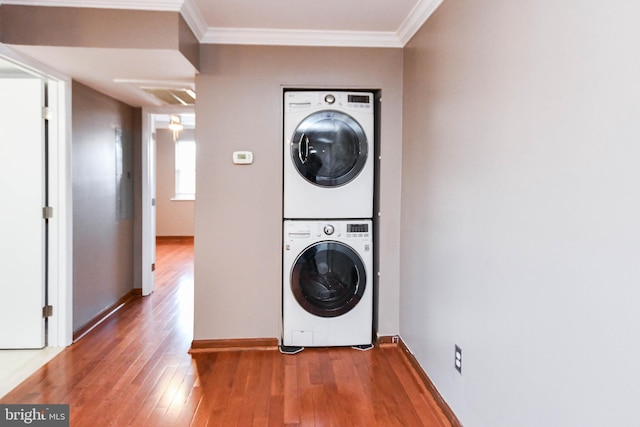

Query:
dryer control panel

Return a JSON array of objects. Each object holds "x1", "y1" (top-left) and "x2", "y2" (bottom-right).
[{"x1": 284, "y1": 91, "x2": 373, "y2": 113}]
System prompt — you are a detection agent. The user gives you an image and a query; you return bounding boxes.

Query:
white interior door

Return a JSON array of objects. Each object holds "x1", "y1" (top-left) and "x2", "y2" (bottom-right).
[
  {"x1": 0, "y1": 78, "x2": 46, "y2": 349},
  {"x1": 142, "y1": 112, "x2": 157, "y2": 296}
]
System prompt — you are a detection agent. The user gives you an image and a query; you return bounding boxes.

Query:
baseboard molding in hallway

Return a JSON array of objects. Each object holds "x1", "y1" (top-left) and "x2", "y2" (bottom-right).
[
  {"x1": 190, "y1": 338, "x2": 280, "y2": 353},
  {"x1": 72, "y1": 288, "x2": 142, "y2": 343},
  {"x1": 391, "y1": 336, "x2": 463, "y2": 427}
]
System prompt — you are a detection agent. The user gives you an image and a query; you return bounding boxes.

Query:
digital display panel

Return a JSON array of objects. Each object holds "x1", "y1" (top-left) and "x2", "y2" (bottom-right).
[
  {"x1": 347, "y1": 224, "x2": 369, "y2": 233},
  {"x1": 348, "y1": 94, "x2": 370, "y2": 104}
]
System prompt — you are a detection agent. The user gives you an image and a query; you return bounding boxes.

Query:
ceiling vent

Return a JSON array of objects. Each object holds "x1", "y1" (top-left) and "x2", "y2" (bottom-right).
[{"x1": 141, "y1": 88, "x2": 196, "y2": 106}]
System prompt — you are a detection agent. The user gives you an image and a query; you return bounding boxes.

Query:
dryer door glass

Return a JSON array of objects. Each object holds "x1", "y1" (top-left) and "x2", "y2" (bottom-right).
[
  {"x1": 291, "y1": 111, "x2": 368, "y2": 187},
  {"x1": 291, "y1": 241, "x2": 366, "y2": 318}
]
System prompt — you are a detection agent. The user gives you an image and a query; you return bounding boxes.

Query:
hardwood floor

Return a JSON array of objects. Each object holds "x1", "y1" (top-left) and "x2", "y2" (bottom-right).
[{"x1": 1, "y1": 238, "x2": 452, "y2": 426}]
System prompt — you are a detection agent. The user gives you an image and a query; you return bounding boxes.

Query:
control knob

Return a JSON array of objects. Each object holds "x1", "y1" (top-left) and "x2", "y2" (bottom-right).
[{"x1": 323, "y1": 224, "x2": 335, "y2": 235}]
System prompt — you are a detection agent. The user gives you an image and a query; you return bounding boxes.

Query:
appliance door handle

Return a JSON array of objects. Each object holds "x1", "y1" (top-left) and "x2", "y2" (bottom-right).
[{"x1": 298, "y1": 133, "x2": 309, "y2": 164}]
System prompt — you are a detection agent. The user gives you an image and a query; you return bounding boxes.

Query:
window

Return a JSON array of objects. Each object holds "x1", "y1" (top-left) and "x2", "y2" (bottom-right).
[{"x1": 175, "y1": 139, "x2": 196, "y2": 199}]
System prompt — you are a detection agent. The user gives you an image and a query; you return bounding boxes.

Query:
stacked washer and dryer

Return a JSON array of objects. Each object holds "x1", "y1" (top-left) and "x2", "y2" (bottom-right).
[{"x1": 282, "y1": 91, "x2": 374, "y2": 351}]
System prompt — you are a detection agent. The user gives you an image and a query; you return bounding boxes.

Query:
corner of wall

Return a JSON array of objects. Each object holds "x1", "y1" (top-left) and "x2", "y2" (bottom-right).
[
  {"x1": 179, "y1": 15, "x2": 200, "y2": 72},
  {"x1": 132, "y1": 107, "x2": 143, "y2": 289}
]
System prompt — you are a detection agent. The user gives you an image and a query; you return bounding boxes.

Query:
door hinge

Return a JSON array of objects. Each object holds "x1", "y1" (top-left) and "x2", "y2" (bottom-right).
[
  {"x1": 151, "y1": 263, "x2": 156, "y2": 272},
  {"x1": 42, "y1": 107, "x2": 54, "y2": 120},
  {"x1": 43, "y1": 305, "x2": 53, "y2": 318},
  {"x1": 43, "y1": 206, "x2": 54, "y2": 219}
]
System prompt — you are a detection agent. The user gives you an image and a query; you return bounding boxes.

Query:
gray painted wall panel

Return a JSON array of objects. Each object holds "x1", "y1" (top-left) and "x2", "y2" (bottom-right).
[
  {"x1": 1, "y1": 5, "x2": 178, "y2": 49},
  {"x1": 401, "y1": 1, "x2": 640, "y2": 425},
  {"x1": 193, "y1": 44, "x2": 403, "y2": 341},
  {"x1": 156, "y1": 128, "x2": 195, "y2": 236},
  {"x1": 72, "y1": 81, "x2": 136, "y2": 331}
]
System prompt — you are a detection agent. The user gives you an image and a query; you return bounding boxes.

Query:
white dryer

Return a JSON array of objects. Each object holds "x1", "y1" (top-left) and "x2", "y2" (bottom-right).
[
  {"x1": 282, "y1": 219, "x2": 373, "y2": 348},
  {"x1": 283, "y1": 91, "x2": 374, "y2": 219}
]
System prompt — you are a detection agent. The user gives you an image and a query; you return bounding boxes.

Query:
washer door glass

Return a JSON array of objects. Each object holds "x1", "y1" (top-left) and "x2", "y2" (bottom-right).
[
  {"x1": 291, "y1": 241, "x2": 366, "y2": 318},
  {"x1": 291, "y1": 111, "x2": 368, "y2": 187}
]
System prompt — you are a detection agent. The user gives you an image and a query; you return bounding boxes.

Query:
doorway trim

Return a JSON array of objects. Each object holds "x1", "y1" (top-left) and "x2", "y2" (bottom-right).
[
  {"x1": 0, "y1": 45, "x2": 73, "y2": 347},
  {"x1": 141, "y1": 106, "x2": 195, "y2": 296}
]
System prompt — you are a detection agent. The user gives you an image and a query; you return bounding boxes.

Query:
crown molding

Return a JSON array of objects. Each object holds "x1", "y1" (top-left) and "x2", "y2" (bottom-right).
[
  {"x1": 200, "y1": 27, "x2": 403, "y2": 48},
  {"x1": 0, "y1": 0, "x2": 182, "y2": 11},
  {"x1": 197, "y1": 0, "x2": 444, "y2": 48},
  {"x1": 397, "y1": 0, "x2": 445, "y2": 45},
  {"x1": 0, "y1": 0, "x2": 444, "y2": 48},
  {"x1": 180, "y1": 0, "x2": 207, "y2": 40}
]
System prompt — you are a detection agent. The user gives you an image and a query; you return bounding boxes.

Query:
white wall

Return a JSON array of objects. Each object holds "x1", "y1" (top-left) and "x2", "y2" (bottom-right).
[
  {"x1": 155, "y1": 128, "x2": 195, "y2": 236},
  {"x1": 401, "y1": 1, "x2": 640, "y2": 426}
]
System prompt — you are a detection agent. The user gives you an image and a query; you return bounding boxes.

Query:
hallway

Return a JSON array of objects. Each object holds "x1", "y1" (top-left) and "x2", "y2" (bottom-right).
[{"x1": 1, "y1": 239, "x2": 451, "y2": 426}]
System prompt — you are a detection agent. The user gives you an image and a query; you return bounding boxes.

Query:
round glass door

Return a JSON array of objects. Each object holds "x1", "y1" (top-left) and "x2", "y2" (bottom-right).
[
  {"x1": 291, "y1": 241, "x2": 367, "y2": 318},
  {"x1": 291, "y1": 111, "x2": 368, "y2": 187}
]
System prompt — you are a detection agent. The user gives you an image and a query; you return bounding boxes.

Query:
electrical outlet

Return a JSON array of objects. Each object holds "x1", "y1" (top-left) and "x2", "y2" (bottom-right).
[{"x1": 454, "y1": 345, "x2": 462, "y2": 374}]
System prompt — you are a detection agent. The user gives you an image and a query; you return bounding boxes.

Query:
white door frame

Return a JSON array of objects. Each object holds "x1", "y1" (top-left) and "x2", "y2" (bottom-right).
[
  {"x1": 141, "y1": 106, "x2": 194, "y2": 296},
  {"x1": 141, "y1": 109, "x2": 156, "y2": 296},
  {"x1": 0, "y1": 45, "x2": 73, "y2": 348}
]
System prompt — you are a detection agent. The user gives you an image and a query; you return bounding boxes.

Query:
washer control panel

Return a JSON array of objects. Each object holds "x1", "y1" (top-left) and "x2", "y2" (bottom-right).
[
  {"x1": 284, "y1": 221, "x2": 372, "y2": 253},
  {"x1": 347, "y1": 223, "x2": 368, "y2": 233},
  {"x1": 285, "y1": 221, "x2": 371, "y2": 241},
  {"x1": 345, "y1": 223, "x2": 370, "y2": 239}
]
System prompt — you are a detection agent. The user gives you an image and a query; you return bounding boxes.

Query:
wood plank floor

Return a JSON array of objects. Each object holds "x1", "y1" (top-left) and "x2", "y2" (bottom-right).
[{"x1": 1, "y1": 238, "x2": 451, "y2": 426}]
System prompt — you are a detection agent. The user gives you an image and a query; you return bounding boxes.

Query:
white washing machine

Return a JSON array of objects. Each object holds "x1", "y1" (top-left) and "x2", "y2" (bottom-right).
[
  {"x1": 283, "y1": 91, "x2": 374, "y2": 219},
  {"x1": 282, "y1": 219, "x2": 373, "y2": 348}
]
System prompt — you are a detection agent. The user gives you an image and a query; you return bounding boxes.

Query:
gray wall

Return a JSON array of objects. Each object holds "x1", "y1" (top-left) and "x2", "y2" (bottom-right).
[
  {"x1": 132, "y1": 108, "x2": 143, "y2": 291},
  {"x1": 156, "y1": 128, "x2": 195, "y2": 236},
  {"x1": 72, "y1": 81, "x2": 137, "y2": 331},
  {"x1": 401, "y1": 1, "x2": 640, "y2": 426},
  {"x1": 194, "y1": 45, "x2": 403, "y2": 341},
  {"x1": 1, "y1": 6, "x2": 190, "y2": 52}
]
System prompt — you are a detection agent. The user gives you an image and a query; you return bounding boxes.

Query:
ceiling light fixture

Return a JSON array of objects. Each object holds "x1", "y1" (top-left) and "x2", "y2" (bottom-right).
[{"x1": 169, "y1": 114, "x2": 183, "y2": 141}]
